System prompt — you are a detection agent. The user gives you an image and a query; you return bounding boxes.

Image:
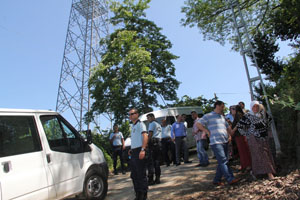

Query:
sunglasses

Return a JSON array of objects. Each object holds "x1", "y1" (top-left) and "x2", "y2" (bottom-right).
[{"x1": 129, "y1": 112, "x2": 137, "y2": 116}]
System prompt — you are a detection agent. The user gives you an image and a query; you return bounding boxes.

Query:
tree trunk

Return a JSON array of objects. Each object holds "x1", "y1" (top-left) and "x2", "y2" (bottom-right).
[{"x1": 140, "y1": 79, "x2": 149, "y2": 112}]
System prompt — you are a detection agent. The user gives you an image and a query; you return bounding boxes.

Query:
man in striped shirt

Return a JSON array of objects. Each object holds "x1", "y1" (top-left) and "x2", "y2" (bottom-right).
[{"x1": 197, "y1": 100, "x2": 239, "y2": 185}]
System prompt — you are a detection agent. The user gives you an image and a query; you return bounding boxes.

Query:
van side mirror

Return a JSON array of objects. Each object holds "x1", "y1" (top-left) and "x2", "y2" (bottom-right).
[{"x1": 85, "y1": 129, "x2": 92, "y2": 144}]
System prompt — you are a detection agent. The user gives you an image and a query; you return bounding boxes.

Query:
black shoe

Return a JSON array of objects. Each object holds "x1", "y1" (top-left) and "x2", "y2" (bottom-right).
[
  {"x1": 122, "y1": 171, "x2": 126, "y2": 175},
  {"x1": 176, "y1": 162, "x2": 181, "y2": 166},
  {"x1": 184, "y1": 161, "x2": 192, "y2": 164},
  {"x1": 114, "y1": 171, "x2": 118, "y2": 175},
  {"x1": 137, "y1": 191, "x2": 147, "y2": 200},
  {"x1": 155, "y1": 176, "x2": 160, "y2": 184},
  {"x1": 148, "y1": 176, "x2": 155, "y2": 185},
  {"x1": 198, "y1": 163, "x2": 209, "y2": 167}
]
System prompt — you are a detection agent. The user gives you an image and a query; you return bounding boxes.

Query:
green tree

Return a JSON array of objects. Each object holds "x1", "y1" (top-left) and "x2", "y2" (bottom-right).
[
  {"x1": 165, "y1": 95, "x2": 218, "y2": 114},
  {"x1": 181, "y1": 0, "x2": 279, "y2": 48},
  {"x1": 88, "y1": 0, "x2": 180, "y2": 124}
]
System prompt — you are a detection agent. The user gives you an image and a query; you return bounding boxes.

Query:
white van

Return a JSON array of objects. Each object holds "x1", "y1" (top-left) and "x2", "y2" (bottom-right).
[
  {"x1": 139, "y1": 107, "x2": 203, "y2": 148},
  {"x1": 0, "y1": 109, "x2": 108, "y2": 200}
]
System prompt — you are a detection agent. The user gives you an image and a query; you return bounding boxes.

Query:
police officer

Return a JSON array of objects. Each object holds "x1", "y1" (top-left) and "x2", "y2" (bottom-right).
[
  {"x1": 109, "y1": 124, "x2": 125, "y2": 175},
  {"x1": 128, "y1": 108, "x2": 148, "y2": 200},
  {"x1": 161, "y1": 119, "x2": 176, "y2": 166},
  {"x1": 146, "y1": 113, "x2": 162, "y2": 185}
]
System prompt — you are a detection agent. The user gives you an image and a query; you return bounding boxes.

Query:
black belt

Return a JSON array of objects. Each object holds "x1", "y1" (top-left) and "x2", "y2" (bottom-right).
[{"x1": 175, "y1": 136, "x2": 186, "y2": 139}]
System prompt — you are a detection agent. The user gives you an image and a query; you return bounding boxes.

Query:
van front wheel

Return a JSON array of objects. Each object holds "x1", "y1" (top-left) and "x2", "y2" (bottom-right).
[{"x1": 84, "y1": 170, "x2": 107, "y2": 200}]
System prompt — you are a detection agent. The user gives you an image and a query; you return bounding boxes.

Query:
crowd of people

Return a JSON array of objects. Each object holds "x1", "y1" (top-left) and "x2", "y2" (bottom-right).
[{"x1": 109, "y1": 101, "x2": 277, "y2": 200}]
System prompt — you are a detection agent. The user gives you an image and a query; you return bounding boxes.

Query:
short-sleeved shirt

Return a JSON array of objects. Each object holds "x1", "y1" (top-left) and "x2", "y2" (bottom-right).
[
  {"x1": 198, "y1": 111, "x2": 229, "y2": 145},
  {"x1": 109, "y1": 132, "x2": 124, "y2": 146},
  {"x1": 193, "y1": 117, "x2": 206, "y2": 141},
  {"x1": 148, "y1": 121, "x2": 162, "y2": 139},
  {"x1": 171, "y1": 122, "x2": 187, "y2": 137},
  {"x1": 161, "y1": 125, "x2": 172, "y2": 138},
  {"x1": 131, "y1": 120, "x2": 147, "y2": 149}
]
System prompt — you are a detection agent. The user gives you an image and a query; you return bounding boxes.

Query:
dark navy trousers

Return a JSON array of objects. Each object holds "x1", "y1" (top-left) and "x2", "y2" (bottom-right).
[{"x1": 130, "y1": 147, "x2": 148, "y2": 193}]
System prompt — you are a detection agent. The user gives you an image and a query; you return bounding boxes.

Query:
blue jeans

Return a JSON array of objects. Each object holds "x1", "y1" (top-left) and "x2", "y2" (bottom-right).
[
  {"x1": 196, "y1": 140, "x2": 209, "y2": 165},
  {"x1": 210, "y1": 143, "x2": 234, "y2": 183}
]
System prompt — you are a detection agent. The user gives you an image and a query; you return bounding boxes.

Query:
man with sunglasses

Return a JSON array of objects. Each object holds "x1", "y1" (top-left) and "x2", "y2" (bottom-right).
[{"x1": 128, "y1": 108, "x2": 149, "y2": 200}]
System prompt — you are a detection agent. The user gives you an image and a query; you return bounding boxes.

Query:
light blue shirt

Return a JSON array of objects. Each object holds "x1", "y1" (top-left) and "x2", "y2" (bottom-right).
[
  {"x1": 225, "y1": 113, "x2": 234, "y2": 122},
  {"x1": 109, "y1": 132, "x2": 124, "y2": 146},
  {"x1": 131, "y1": 120, "x2": 147, "y2": 149},
  {"x1": 162, "y1": 125, "x2": 172, "y2": 138},
  {"x1": 171, "y1": 122, "x2": 187, "y2": 137},
  {"x1": 198, "y1": 112, "x2": 229, "y2": 145},
  {"x1": 148, "y1": 121, "x2": 162, "y2": 139}
]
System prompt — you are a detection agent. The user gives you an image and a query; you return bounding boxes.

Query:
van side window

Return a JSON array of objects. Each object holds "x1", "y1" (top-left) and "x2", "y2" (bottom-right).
[
  {"x1": 40, "y1": 116, "x2": 83, "y2": 153},
  {"x1": 0, "y1": 116, "x2": 42, "y2": 158}
]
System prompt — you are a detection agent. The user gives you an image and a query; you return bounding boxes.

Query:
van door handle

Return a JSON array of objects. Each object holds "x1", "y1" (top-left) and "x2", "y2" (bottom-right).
[
  {"x1": 46, "y1": 154, "x2": 51, "y2": 163},
  {"x1": 2, "y1": 161, "x2": 11, "y2": 173}
]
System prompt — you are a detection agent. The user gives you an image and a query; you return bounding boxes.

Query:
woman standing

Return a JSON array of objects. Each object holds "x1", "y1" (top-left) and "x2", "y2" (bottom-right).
[
  {"x1": 231, "y1": 105, "x2": 252, "y2": 171},
  {"x1": 236, "y1": 101, "x2": 276, "y2": 179}
]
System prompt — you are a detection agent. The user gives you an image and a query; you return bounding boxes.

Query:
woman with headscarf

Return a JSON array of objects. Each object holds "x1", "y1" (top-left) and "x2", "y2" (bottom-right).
[
  {"x1": 231, "y1": 105, "x2": 252, "y2": 171},
  {"x1": 236, "y1": 101, "x2": 276, "y2": 179}
]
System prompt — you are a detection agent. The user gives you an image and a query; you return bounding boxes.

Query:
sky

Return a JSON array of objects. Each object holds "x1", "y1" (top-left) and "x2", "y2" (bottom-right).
[{"x1": 0, "y1": 0, "x2": 291, "y2": 130}]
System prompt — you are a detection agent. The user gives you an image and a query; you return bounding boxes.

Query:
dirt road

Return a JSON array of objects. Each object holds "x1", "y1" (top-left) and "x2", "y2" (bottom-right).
[{"x1": 105, "y1": 154, "x2": 217, "y2": 200}]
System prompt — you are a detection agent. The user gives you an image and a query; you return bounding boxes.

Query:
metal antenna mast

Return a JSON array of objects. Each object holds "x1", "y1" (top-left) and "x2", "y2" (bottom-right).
[
  {"x1": 228, "y1": 0, "x2": 281, "y2": 153},
  {"x1": 56, "y1": 0, "x2": 109, "y2": 131}
]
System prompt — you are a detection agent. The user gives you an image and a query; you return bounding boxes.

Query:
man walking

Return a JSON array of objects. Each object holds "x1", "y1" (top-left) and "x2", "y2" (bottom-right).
[
  {"x1": 171, "y1": 115, "x2": 192, "y2": 166},
  {"x1": 146, "y1": 113, "x2": 162, "y2": 185},
  {"x1": 109, "y1": 124, "x2": 125, "y2": 175},
  {"x1": 197, "y1": 101, "x2": 239, "y2": 185},
  {"x1": 191, "y1": 111, "x2": 209, "y2": 167},
  {"x1": 129, "y1": 108, "x2": 148, "y2": 200}
]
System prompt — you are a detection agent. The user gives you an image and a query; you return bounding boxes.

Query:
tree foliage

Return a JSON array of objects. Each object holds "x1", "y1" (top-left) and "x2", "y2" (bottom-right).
[
  {"x1": 165, "y1": 95, "x2": 218, "y2": 114},
  {"x1": 249, "y1": 32, "x2": 284, "y2": 82},
  {"x1": 88, "y1": 0, "x2": 180, "y2": 124},
  {"x1": 268, "y1": 0, "x2": 300, "y2": 41},
  {"x1": 181, "y1": 0, "x2": 279, "y2": 48}
]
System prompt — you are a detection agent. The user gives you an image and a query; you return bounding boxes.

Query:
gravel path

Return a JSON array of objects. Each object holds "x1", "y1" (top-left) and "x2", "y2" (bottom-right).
[{"x1": 106, "y1": 154, "x2": 217, "y2": 200}]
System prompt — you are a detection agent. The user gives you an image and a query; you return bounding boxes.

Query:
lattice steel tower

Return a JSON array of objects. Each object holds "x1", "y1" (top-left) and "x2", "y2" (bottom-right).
[{"x1": 56, "y1": 0, "x2": 109, "y2": 131}]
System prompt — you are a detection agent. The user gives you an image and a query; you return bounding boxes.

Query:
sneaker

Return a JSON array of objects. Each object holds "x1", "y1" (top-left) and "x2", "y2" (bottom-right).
[
  {"x1": 229, "y1": 178, "x2": 240, "y2": 185},
  {"x1": 184, "y1": 161, "x2": 192, "y2": 164}
]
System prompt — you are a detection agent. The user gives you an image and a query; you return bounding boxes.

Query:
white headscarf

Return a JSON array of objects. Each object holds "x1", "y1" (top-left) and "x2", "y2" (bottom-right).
[{"x1": 249, "y1": 100, "x2": 261, "y2": 117}]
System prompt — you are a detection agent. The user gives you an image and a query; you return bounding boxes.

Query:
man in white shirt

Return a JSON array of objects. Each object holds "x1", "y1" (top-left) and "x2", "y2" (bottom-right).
[
  {"x1": 147, "y1": 113, "x2": 162, "y2": 185},
  {"x1": 161, "y1": 119, "x2": 176, "y2": 166},
  {"x1": 129, "y1": 108, "x2": 148, "y2": 200},
  {"x1": 109, "y1": 124, "x2": 125, "y2": 175}
]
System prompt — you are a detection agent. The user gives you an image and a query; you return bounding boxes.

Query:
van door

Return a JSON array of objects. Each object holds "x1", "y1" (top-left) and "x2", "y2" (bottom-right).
[
  {"x1": 40, "y1": 115, "x2": 87, "y2": 199},
  {"x1": 0, "y1": 116, "x2": 49, "y2": 200}
]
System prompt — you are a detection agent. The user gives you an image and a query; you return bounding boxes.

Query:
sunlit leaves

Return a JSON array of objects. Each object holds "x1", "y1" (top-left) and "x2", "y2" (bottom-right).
[{"x1": 88, "y1": 0, "x2": 179, "y2": 124}]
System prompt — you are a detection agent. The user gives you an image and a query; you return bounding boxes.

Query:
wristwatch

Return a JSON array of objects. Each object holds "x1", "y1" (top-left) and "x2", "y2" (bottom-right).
[{"x1": 141, "y1": 148, "x2": 145, "y2": 151}]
